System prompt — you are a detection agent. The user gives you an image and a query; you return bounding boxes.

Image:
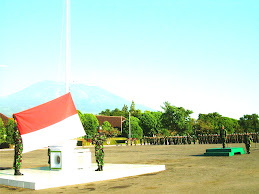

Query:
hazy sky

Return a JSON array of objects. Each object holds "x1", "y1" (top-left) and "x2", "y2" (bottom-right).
[{"x1": 0, "y1": 0, "x2": 258, "y2": 119}]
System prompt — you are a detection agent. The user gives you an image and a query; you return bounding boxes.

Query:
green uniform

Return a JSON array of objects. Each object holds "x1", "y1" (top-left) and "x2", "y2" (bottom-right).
[
  {"x1": 220, "y1": 127, "x2": 227, "y2": 148},
  {"x1": 93, "y1": 131, "x2": 105, "y2": 171},
  {"x1": 192, "y1": 135, "x2": 196, "y2": 144},
  {"x1": 244, "y1": 134, "x2": 252, "y2": 154},
  {"x1": 13, "y1": 124, "x2": 23, "y2": 175}
]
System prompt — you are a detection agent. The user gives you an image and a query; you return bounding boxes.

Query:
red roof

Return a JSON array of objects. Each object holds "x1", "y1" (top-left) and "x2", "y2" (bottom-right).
[
  {"x1": 0, "y1": 113, "x2": 9, "y2": 126},
  {"x1": 96, "y1": 115, "x2": 126, "y2": 128}
]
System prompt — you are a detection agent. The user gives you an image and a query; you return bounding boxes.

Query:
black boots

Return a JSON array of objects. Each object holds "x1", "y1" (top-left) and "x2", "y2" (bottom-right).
[
  {"x1": 95, "y1": 165, "x2": 103, "y2": 171},
  {"x1": 14, "y1": 170, "x2": 23, "y2": 176}
]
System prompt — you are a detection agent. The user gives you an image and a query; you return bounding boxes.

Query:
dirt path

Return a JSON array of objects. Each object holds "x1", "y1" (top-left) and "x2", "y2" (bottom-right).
[{"x1": 1, "y1": 143, "x2": 258, "y2": 193}]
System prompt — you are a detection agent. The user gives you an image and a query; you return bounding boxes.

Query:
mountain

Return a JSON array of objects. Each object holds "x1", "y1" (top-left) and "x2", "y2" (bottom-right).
[{"x1": 0, "y1": 81, "x2": 154, "y2": 117}]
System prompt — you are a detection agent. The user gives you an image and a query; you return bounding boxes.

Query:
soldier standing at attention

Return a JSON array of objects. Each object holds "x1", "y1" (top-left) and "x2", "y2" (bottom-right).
[
  {"x1": 244, "y1": 132, "x2": 252, "y2": 154},
  {"x1": 220, "y1": 126, "x2": 227, "y2": 148},
  {"x1": 93, "y1": 126, "x2": 105, "y2": 171},
  {"x1": 192, "y1": 135, "x2": 196, "y2": 144},
  {"x1": 13, "y1": 115, "x2": 23, "y2": 175}
]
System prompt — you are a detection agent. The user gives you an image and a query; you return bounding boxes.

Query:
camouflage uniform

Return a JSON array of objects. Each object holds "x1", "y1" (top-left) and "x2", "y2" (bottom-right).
[
  {"x1": 244, "y1": 133, "x2": 252, "y2": 154},
  {"x1": 134, "y1": 138, "x2": 137, "y2": 146},
  {"x1": 182, "y1": 136, "x2": 187, "y2": 145},
  {"x1": 220, "y1": 126, "x2": 227, "y2": 148},
  {"x1": 93, "y1": 129, "x2": 106, "y2": 171},
  {"x1": 160, "y1": 137, "x2": 164, "y2": 145},
  {"x1": 187, "y1": 135, "x2": 191, "y2": 144},
  {"x1": 192, "y1": 135, "x2": 196, "y2": 144},
  {"x1": 13, "y1": 123, "x2": 23, "y2": 175}
]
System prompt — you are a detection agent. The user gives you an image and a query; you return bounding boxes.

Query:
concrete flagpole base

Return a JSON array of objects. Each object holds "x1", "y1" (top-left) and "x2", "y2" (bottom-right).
[{"x1": 0, "y1": 163, "x2": 165, "y2": 190}]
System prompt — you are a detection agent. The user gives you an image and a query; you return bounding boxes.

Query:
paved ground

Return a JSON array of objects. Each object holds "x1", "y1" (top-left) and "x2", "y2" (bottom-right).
[{"x1": 0, "y1": 143, "x2": 258, "y2": 193}]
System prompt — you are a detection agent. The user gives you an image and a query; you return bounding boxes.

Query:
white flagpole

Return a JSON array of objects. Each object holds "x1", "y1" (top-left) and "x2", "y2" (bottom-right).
[
  {"x1": 66, "y1": 0, "x2": 71, "y2": 93},
  {"x1": 121, "y1": 116, "x2": 122, "y2": 133}
]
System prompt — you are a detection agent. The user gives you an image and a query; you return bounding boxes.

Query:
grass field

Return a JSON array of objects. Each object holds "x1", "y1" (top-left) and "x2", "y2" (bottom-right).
[{"x1": 1, "y1": 143, "x2": 258, "y2": 193}]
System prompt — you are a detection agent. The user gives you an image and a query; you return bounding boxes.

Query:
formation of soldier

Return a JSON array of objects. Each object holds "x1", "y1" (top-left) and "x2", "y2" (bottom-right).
[
  {"x1": 139, "y1": 135, "x2": 193, "y2": 145},
  {"x1": 133, "y1": 132, "x2": 259, "y2": 146},
  {"x1": 197, "y1": 132, "x2": 259, "y2": 144},
  {"x1": 93, "y1": 126, "x2": 106, "y2": 171}
]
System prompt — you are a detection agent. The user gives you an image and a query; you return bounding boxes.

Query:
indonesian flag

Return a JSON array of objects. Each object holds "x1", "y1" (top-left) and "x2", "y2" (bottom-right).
[{"x1": 14, "y1": 93, "x2": 86, "y2": 153}]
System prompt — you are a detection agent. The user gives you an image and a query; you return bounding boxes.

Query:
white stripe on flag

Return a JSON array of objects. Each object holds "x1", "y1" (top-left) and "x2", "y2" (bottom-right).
[{"x1": 21, "y1": 114, "x2": 85, "y2": 153}]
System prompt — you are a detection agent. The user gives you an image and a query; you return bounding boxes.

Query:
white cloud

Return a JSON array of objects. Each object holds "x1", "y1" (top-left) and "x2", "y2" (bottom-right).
[{"x1": 0, "y1": 64, "x2": 8, "y2": 68}]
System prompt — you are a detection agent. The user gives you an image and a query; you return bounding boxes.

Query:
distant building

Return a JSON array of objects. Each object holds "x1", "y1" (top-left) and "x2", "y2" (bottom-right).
[
  {"x1": 0, "y1": 113, "x2": 9, "y2": 126},
  {"x1": 95, "y1": 115, "x2": 126, "y2": 130}
]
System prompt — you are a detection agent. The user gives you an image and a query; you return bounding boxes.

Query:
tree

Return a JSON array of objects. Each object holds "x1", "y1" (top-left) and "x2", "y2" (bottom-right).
[
  {"x1": 129, "y1": 101, "x2": 136, "y2": 113},
  {"x1": 196, "y1": 112, "x2": 240, "y2": 134},
  {"x1": 222, "y1": 117, "x2": 239, "y2": 134},
  {"x1": 99, "y1": 109, "x2": 112, "y2": 116},
  {"x1": 102, "y1": 121, "x2": 120, "y2": 137},
  {"x1": 151, "y1": 111, "x2": 163, "y2": 135},
  {"x1": 161, "y1": 102, "x2": 193, "y2": 135},
  {"x1": 129, "y1": 101, "x2": 142, "y2": 118},
  {"x1": 0, "y1": 118, "x2": 6, "y2": 144},
  {"x1": 81, "y1": 113, "x2": 99, "y2": 137},
  {"x1": 239, "y1": 114, "x2": 259, "y2": 133},
  {"x1": 160, "y1": 128, "x2": 170, "y2": 137},
  {"x1": 122, "y1": 116, "x2": 143, "y2": 138},
  {"x1": 132, "y1": 109, "x2": 142, "y2": 119},
  {"x1": 197, "y1": 112, "x2": 223, "y2": 134},
  {"x1": 77, "y1": 110, "x2": 83, "y2": 122},
  {"x1": 139, "y1": 112, "x2": 157, "y2": 136},
  {"x1": 111, "y1": 108, "x2": 123, "y2": 116},
  {"x1": 196, "y1": 119, "x2": 214, "y2": 134},
  {"x1": 121, "y1": 104, "x2": 128, "y2": 116}
]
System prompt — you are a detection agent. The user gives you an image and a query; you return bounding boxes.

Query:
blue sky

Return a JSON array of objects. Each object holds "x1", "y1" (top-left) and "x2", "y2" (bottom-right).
[{"x1": 0, "y1": 0, "x2": 258, "y2": 119}]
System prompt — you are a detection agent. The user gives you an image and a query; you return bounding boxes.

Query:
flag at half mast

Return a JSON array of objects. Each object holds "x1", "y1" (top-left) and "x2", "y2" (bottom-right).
[{"x1": 14, "y1": 92, "x2": 85, "y2": 153}]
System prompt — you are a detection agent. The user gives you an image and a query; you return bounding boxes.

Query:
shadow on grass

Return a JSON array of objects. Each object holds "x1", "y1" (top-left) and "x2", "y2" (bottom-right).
[{"x1": 190, "y1": 154, "x2": 205, "y2": 157}]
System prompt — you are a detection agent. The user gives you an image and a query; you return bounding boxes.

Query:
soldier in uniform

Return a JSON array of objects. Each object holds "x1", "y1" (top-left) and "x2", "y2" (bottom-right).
[
  {"x1": 146, "y1": 137, "x2": 150, "y2": 145},
  {"x1": 160, "y1": 137, "x2": 164, "y2": 145},
  {"x1": 93, "y1": 126, "x2": 106, "y2": 171},
  {"x1": 220, "y1": 126, "x2": 227, "y2": 148},
  {"x1": 192, "y1": 135, "x2": 196, "y2": 144},
  {"x1": 198, "y1": 134, "x2": 201, "y2": 144},
  {"x1": 183, "y1": 136, "x2": 187, "y2": 145},
  {"x1": 187, "y1": 134, "x2": 191, "y2": 144},
  {"x1": 13, "y1": 115, "x2": 23, "y2": 175},
  {"x1": 244, "y1": 132, "x2": 252, "y2": 154}
]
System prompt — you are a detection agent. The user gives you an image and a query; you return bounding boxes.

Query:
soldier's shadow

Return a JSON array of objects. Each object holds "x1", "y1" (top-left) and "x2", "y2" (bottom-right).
[
  {"x1": 190, "y1": 154, "x2": 205, "y2": 157},
  {"x1": 0, "y1": 167, "x2": 12, "y2": 170}
]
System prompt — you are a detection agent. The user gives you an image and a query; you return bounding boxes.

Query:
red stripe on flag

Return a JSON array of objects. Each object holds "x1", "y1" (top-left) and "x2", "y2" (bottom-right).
[{"x1": 14, "y1": 93, "x2": 78, "y2": 135}]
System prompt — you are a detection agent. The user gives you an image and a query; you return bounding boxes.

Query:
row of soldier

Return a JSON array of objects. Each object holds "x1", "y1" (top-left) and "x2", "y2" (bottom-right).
[
  {"x1": 126, "y1": 132, "x2": 258, "y2": 146},
  {"x1": 197, "y1": 133, "x2": 258, "y2": 144},
  {"x1": 127, "y1": 136, "x2": 194, "y2": 146}
]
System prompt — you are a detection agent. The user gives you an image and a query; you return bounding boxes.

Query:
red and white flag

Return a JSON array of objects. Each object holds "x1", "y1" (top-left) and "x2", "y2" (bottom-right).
[{"x1": 14, "y1": 93, "x2": 85, "y2": 153}]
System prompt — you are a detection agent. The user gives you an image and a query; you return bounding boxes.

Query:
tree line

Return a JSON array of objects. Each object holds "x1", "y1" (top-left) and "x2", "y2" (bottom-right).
[
  {"x1": 0, "y1": 101, "x2": 258, "y2": 146},
  {"x1": 77, "y1": 101, "x2": 259, "y2": 139}
]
